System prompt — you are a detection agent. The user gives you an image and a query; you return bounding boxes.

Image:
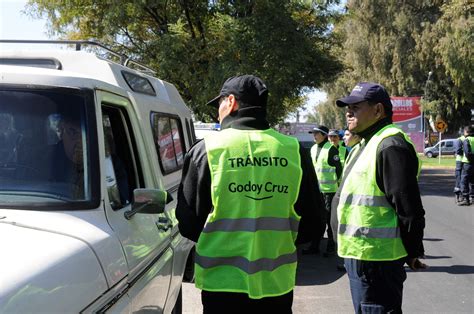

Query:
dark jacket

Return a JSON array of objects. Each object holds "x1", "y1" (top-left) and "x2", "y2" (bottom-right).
[
  {"x1": 176, "y1": 107, "x2": 325, "y2": 244},
  {"x1": 331, "y1": 118, "x2": 425, "y2": 259}
]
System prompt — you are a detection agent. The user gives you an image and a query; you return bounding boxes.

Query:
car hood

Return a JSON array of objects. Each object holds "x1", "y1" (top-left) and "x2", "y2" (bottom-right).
[{"x1": 0, "y1": 218, "x2": 108, "y2": 313}]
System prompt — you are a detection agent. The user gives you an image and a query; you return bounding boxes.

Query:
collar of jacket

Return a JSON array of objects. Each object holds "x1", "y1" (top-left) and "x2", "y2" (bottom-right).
[
  {"x1": 317, "y1": 138, "x2": 329, "y2": 148},
  {"x1": 220, "y1": 107, "x2": 270, "y2": 130},
  {"x1": 357, "y1": 117, "x2": 392, "y2": 142}
]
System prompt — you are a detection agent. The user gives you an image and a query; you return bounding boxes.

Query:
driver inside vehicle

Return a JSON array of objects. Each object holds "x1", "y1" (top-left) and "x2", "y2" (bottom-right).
[{"x1": 49, "y1": 113, "x2": 85, "y2": 199}]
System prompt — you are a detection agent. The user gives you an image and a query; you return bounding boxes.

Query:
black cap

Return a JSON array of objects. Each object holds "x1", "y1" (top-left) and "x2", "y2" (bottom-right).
[
  {"x1": 308, "y1": 125, "x2": 329, "y2": 135},
  {"x1": 328, "y1": 129, "x2": 339, "y2": 136},
  {"x1": 206, "y1": 75, "x2": 268, "y2": 108},
  {"x1": 336, "y1": 82, "x2": 392, "y2": 115}
]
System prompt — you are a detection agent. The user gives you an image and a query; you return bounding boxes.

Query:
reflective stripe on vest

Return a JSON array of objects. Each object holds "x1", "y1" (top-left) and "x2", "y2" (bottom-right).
[
  {"x1": 462, "y1": 136, "x2": 474, "y2": 164},
  {"x1": 198, "y1": 128, "x2": 302, "y2": 299},
  {"x1": 195, "y1": 250, "x2": 297, "y2": 275},
  {"x1": 337, "y1": 124, "x2": 420, "y2": 261},
  {"x1": 311, "y1": 141, "x2": 338, "y2": 193},
  {"x1": 202, "y1": 217, "x2": 300, "y2": 233},
  {"x1": 339, "y1": 224, "x2": 401, "y2": 238}
]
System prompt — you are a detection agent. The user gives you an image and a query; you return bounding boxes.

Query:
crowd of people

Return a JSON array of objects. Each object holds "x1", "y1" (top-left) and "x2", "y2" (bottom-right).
[{"x1": 176, "y1": 75, "x2": 430, "y2": 313}]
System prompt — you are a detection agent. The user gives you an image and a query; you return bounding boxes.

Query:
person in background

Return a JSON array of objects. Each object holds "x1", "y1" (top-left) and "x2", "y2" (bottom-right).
[
  {"x1": 303, "y1": 125, "x2": 342, "y2": 257},
  {"x1": 343, "y1": 129, "x2": 361, "y2": 152},
  {"x1": 454, "y1": 129, "x2": 466, "y2": 204},
  {"x1": 50, "y1": 113, "x2": 85, "y2": 199},
  {"x1": 328, "y1": 129, "x2": 348, "y2": 168},
  {"x1": 459, "y1": 126, "x2": 474, "y2": 206},
  {"x1": 176, "y1": 75, "x2": 324, "y2": 313},
  {"x1": 333, "y1": 82, "x2": 426, "y2": 313}
]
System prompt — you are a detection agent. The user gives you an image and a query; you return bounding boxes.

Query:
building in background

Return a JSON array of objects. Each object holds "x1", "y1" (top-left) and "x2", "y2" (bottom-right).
[{"x1": 277, "y1": 122, "x2": 318, "y2": 150}]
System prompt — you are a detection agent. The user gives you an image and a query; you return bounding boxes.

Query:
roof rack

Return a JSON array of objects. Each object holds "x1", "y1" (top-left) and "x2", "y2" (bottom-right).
[{"x1": 0, "y1": 39, "x2": 156, "y2": 75}]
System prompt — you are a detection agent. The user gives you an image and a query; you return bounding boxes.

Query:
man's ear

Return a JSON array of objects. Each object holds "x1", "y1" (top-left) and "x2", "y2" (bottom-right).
[
  {"x1": 228, "y1": 94, "x2": 239, "y2": 112},
  {"x1": 374, "y1": 102, "x2": 385, "y2": 119}
]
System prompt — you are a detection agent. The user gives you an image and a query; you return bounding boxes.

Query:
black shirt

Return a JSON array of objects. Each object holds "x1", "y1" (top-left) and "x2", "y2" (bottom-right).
[{"x1": 176, "y1": 107, "x2": 325, "y2": 244}]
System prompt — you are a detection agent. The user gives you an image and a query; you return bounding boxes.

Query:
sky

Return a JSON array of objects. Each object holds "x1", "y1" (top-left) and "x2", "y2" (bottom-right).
[
  {"x1": 0, "y1": 0, "x2": 48, "y2": 40},
  {"x1": 0, "y1": 0, "x2": 327, "y2": 122}
]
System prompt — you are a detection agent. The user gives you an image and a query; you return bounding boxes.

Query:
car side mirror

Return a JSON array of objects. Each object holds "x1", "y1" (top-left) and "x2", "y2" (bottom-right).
[{"x1": 124, "y1": 189, "x2": 169, "y2": 220}]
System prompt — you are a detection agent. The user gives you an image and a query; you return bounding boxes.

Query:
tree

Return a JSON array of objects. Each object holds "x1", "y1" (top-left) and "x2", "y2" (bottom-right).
[
  {"x1": 313, "y1": 0, "x2": 473, "y2": 131},
  {"x1": 27, "y1": 0, "x2": 342, "y2": 125}
]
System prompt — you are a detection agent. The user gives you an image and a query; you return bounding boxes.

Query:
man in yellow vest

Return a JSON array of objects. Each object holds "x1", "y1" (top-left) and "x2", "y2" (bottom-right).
[
  {"x1": 176, "y1": 75, "x2": 325, "y2": 313},
  {"x1": 459, "y1": 126, "x2": 474, "y2": 206},
  {"x1": 334, "y1": 82, "x2": 427, "y2": 313},
  {"x1": 303, "y1": 125, "x2": 342, "y2": 257},
  {"x1": 454, "y1": 130, "x2": 466, "y2": 203}
]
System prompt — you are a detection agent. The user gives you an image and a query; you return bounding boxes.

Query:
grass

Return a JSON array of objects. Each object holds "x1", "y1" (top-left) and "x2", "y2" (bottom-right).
[{"x1": 418, "y1": 154, "x2": 455, "y2": 169}]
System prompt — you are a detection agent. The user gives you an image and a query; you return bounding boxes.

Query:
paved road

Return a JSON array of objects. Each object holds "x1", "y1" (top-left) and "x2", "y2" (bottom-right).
[{"x1": 182, "y1": 168, "x2": 474, "y2": 313}]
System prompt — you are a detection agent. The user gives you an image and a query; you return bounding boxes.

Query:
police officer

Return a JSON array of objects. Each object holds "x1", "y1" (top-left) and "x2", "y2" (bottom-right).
[
  {"x1": 176, "y1": 75, "x2": 324, "y2": 313},
  {"x1": 334, "y1": 82, "x2": 427, "y2": 313},
  {"x1": 459, "y1": 126, "x2": 474, "y2": 206},
  {"x1": 454, "y1": 129, "x2": 466, "y2": 203},
  {"x1": 302, "y1": 125, "x2": 342, "y2": 256},
  {"x1": 328, "y1": 129, "x2": 348, "y2": 168}
]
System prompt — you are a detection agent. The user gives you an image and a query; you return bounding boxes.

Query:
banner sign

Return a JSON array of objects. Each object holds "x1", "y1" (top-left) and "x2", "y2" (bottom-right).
[{"x1": 391, "y1": 97, "x2": 423, "y2": 152}]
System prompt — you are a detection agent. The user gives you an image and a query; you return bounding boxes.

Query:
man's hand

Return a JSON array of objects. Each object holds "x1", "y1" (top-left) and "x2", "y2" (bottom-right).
[{"x1": 408, "y1": 257, "x2": 428, "y2": 271}]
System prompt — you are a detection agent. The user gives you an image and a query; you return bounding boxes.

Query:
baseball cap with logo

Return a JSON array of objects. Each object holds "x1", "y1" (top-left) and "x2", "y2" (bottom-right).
[
  {"x1": 328, "y1": 129, "x2": 339, "y2": 136},
  {"x1": 308, "y1": 125, "x2": 329, "y2": 135},
  {"x1": 206, "y1": 75, "x2": 268, "y2": 109},
  {"x1": 336, "y1": 82, "x2": 393, "y2": 116}
]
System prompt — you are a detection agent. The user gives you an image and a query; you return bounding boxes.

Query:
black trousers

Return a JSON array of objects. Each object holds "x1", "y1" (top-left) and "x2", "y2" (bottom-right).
[
  {"x1": 201, "y1": 290, "x2": 293, "y2": 314},
  {"x1": 454, "y1": 161, "x2": 463, "y2": 193},
  {"x1": 460, "y1": 163, "x2": 474, "y2": 198},
  {"x1": 307, "y1": 192, "x2": 336, "y2": 251}
]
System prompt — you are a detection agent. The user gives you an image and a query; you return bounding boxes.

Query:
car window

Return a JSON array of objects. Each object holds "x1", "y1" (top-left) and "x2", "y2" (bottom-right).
[
  {"x1": 102, "y1": 106, "x2": 140, "y2": 210},
  {"x1": 0, "y1": 88, "x2": 99, "y2": 208},
  {"x1": 151, "y1": 113, "x2": 186, "y2": 175}
]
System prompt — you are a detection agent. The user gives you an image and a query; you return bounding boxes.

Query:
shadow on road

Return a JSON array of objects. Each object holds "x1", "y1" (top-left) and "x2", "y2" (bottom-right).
[
  {"x1": 423, "y1": 238, "x2": 444, "y2": 241},
  {"x1": 418, "y1": 168, "x2": 455, "y2": 197},
  {"x1": 296, "y1": 240, "x2": 346, "y2": 286},
  {"x1": 423, "y1": 254, "x2": 451, "y2": 259},
  {"x1": 407, "y1": 265, "x2": 474, "y2": 274}
]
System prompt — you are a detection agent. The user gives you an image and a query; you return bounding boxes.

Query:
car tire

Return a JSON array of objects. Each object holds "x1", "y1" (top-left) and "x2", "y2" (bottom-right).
[
  {"x1": 171, "y1": 286, "x2": 182, "y2": 314},
  {"x1": 426, "y1": 152, "x2": 433, "y2": 158}
]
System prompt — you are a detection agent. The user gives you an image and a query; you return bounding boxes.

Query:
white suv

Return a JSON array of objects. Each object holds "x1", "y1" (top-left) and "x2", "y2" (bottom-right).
[{"x1": 0, "y1": 40, "x2": 194, "y2": 313}]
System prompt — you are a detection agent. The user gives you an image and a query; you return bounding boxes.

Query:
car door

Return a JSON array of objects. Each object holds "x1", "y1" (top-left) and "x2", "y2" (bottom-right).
[
  {"x1": 444, "y1": 140, "x2": 454, "y2": 154},
  {"x1": 97, "y1": 91, "x2": 172, "y2": 312}
]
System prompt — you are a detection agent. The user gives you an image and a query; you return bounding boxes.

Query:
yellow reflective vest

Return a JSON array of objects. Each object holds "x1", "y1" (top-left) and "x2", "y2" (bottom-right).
[
  {"x1": 197, "y1": 128, "x2": 302, "y2": 299},
  {"x1": 462, "y1": 136, "x2": 474, "y2": 164},
  {"x1": 337, "y1": 124, "x2": 420, "y2": 261},
  {"x1": 310, "y1": 141, "x2": 338, "y2": 193}
]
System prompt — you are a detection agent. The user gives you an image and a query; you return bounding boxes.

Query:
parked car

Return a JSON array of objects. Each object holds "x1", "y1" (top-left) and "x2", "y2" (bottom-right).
[
  {"x1": 423, "y1": 139, "x2": 457, "y2": 158},
  {"x1": 0, "y1": 40, "x2": 194, "y2": 313}
]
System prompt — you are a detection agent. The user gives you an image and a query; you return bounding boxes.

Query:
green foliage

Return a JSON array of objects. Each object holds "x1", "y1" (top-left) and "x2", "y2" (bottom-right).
[
  {"x1": 27, "y1": 0, "x2": 342, "y2": 125},
  {"x1": 312, "y1": 0, "x2": 473, "y2": 131}
]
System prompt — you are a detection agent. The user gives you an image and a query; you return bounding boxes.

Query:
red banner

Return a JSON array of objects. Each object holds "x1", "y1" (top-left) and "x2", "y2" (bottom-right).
[{"x1": 391, "y1": 97, "x2": 422, "y2": 123}]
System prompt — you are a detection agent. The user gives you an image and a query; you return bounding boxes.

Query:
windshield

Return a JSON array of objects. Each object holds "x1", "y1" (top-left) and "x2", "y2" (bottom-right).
[{"x1": 0, "y1": 87, "x2": 98, "y2": 209}]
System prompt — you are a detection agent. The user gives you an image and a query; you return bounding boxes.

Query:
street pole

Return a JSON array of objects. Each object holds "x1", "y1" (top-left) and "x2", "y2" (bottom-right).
[
  {"x1": 423, "y1": 71, "x2": 433, "y2": 150},
  {"x1": 438, "y1": 131, "x2": 442, "y2": 164}
]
